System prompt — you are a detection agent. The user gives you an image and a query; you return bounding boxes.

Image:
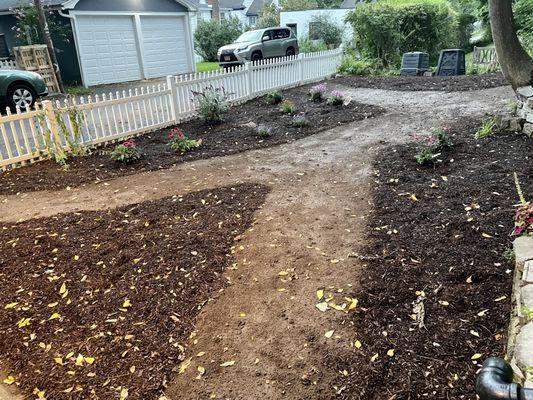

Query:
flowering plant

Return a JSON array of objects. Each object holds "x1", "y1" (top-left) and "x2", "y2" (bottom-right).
[
  {"x1": 192, "y1": 86, "x2": 230, "y2": 125},
  {"x1": 279, "y1": 100, "x2": 297, "y2": 114},
  {"x1": 309, "y1": 83, "x2": 327, "y2": 102},
  {"x1": 326, "y1": 90, "x2": 346, "y2": 106},
  {"x1": 512, "y1": 173, "x2": 533, "y2": 236},
  {"x1": 168, "y1": 128, "x2": 202, "y2": 153},
  {"x1": 110, "y1": 139, "x2": 141, "y2": 163},
  {"x1": 412, "y1": 126, "x2": 453, "y2": 165}
]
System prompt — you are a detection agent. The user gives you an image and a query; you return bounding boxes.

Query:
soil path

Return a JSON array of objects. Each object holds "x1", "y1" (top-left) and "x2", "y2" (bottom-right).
[{"x1": 0, "y1": 85, "x2": 513, "y2": 399}]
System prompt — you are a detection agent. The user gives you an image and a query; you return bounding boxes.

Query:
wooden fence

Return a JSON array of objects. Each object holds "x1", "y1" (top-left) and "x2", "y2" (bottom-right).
[
  {"x1": 472, "y1": 46, "x2": 498, "y2": 66},
  {"x1": 0, "y1": 47, "x2": 343, "y2": 170}
]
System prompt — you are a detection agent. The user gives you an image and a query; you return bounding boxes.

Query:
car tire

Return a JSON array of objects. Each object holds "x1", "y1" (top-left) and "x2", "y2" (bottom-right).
[
  {"x1": 7, "y1": 83, "x2": 36, "y2": 110},
  {"x1": 251, "y1": 52, "x2": 263, "y2": 62},
  {"x1": 286, "y1": 47, "x2": 295, "y2": 57}
]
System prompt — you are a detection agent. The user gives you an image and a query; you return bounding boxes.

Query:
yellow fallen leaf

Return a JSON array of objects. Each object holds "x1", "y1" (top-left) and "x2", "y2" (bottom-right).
[
  {"x1": 48, "y1": 313, "x2": 61, "y2": 320},
  {"x1": 178, "y1": 358, "x2": 192, "y2": 374},
  {"x1": 220, "y1": 360, "x2": 235, "y2": 367},
  {"x1": 63, "y1": 387, "x2": 74, "y2": 394},
  {"x1": 482, "y1": 233, "x2": 493, "y2": 238},
  {"x1": 54, "y1": 357, "x2": 63, "y2": 365},
  {"x1": 316, "y1": 302, "x2": 328, "y2": 312},
  {"x1": 120, "y1": 388, "x2": 128, "y2": 400},
  {"x1": 441, "y1": 176, "x2": 448, "y2": 182},
  {"x1": 123, "y1": 299, "x2": 131, "y2": 308},
  {"x1": 74, "y1": 255, "x2": 79, "y2": 261},
  {"x1": 324, "y1": 330, "x2": 334, "y2": 338},
  {"x1": 354, "y1": 340, "x2": 362, "y2": 349},
  {"x1": 494, "y1": 296, "x2": 507, "y2": 302},
  {"x1": 75, "y1": 354, "x2": 84, "y2": 366},
  {"x1": 5, "y1": 302, "x2": 18, "y2": 309},
  {"x1": 387, "y1": 349, "x2": 395, "y2": 357},
  {"x1": 17, "y1": 317, "x2": 31, "y2": 328},
  {"x1": 3, "y1": 376, "x2": 15, "y2": 385},
  {"x1": 370, "y1": 354, "x2": 378, "y2": 362},
  {"x1": 330, "y1": 259, "x2": 340, "y2": 264},
  {"x1": 239, "y1": 312, "x2": 246, "y2": 317},
  {"x1": 409, "y1": 194, "x2": 418, "y2": 202},
  {"x1": 471, "y1": 353, "x2": 482, "y2": 360},
  {"x1": 196, "y1": 366, "x2": 206, "y2": 379},
  {"x1": 84, "y1": 357, "x2": 95, "y2": 365},
  {"x1": 33, "y1": 388, "x2": 45, "y2": 399},
  {"x1": 470, "y1": 330, "x2": 480, "y2": 337},
  {"x1": 278, "y1": 271, "x2": 288, "y2": 276},
  {"x1": 439, "y1": 301, "x2": 449, "y2": 306},
  {"x1": 466, "y1": 276, "x2": 473, "y2": 284},
  {"x1": 316, "y1": 289, "x2": 324, "y2": 301},
  {"x1": 348, "y1": 298, "x2": 358, "y2": 311},
  {"x1": 48, "y1": 302, "x2": 58, "y2": 308}
]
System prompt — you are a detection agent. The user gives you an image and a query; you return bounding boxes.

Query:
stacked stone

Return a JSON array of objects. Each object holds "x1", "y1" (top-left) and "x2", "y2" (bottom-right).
[{"x1": 517, "y1": 86, "x2": 533, "y2": 137}]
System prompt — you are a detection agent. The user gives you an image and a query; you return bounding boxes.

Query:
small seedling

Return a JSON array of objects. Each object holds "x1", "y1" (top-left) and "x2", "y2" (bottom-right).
[
  {"x1": 475, "y1": 118, "x2": 495, "y2": 140},
  {"x1": 279, "y1": 100, "x2": 296, "y2": 114},
  {"x1": 266, "y1": 91, "x2": 283, "y2": 105},
  {"x1": 291, "y1": 115, "x2": 309, "y2": 127},
  {"x1": 257, "y1": 125, "x2": 273, "y2": 138}
]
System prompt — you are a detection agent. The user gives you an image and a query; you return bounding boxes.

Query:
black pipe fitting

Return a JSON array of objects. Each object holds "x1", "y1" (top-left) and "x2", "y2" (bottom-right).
[{"x1": 476, "y1": 357, "x2": 533, "y2": 400}]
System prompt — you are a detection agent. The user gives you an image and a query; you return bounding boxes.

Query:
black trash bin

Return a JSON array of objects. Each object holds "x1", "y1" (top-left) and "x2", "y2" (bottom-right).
[
  {"x1": 400, "y1": 52, "x2": 429, "y2": 76},
  {"x1": 436, "y1": 49, "x2": 466, "y2": 76}
]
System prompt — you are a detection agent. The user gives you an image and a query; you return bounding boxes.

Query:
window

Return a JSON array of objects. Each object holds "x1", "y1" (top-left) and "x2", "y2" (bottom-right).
[
  {"x1": 287, "y1": 24, "x2": 297, "y2": 37},
  {"x1": 248, "y1": 16, "x2": 257, "y2": 25},
  {"x1": 0, "y1": 35, "x2": 9, "y2": 59},
  {"x1": 273, "y1": 29, "x2": 289, "y2": 40}
]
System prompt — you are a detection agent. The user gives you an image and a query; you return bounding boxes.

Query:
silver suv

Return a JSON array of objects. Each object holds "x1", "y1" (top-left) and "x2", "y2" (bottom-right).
[{"x1": 217, "y1": 27, "x2": 299, "y2": 67}]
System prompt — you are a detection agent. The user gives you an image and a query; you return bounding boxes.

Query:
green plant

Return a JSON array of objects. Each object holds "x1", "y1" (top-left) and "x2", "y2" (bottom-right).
[
  {"x1": 298, "y1": 36, "x2": 329, "y2": 53},
  {"x1": 256, "y1": 2, "x2": 280, "y2": 28},
  {"x1": 512, "y1": 172, "x2": 533, "y2": 237},
  {"x1": 474, "y1": 118, "x2": 495, "y2": 139},
  {"x1": 266, "y1": 91, "x2": 283, "y2": 105},
  {"x1": 194, "y1": 17, "x2": 243, "y2": 62},
  {"x1": 280, "y1": 0, "x2": 318, "y2": 11},
  {"x1": 192, "y1": 86, "x2": 230, "y2": 125},
  {"x1": 339, "y1": 56, "x2": 381, "y2": 76},
  {"x1": 412, "y1": 126, "x2": 453, "y2": 166},
  {"x1": 168, "y1": 128, "x2": 202, "y2": 153},
  {"x1": 326, "y1": 90, "x2": 345, "y2": 106},
  {"x1": 66, "y1": 86, "x2": 93, "y2": 96},
  {"x1": 521, "y1": 306, "x2": 533, "y2": 320},
  {"x1": 291, "y1": 115, "x2": 309, "y2": 127},
  {"x1": 308, "y1": 83, "x2": 327, "y2": 102},
  {"x1": 415, "y1": 147, "x2": 436, "y2": 165},
  {"x1": 435, "y1": 127, "x2": 452, "y2": 149},
  {"x1": 12, "y1": 5, "x2": 71, "y2": 46},
  {"x1": 345, "y1": 0, "x2": 459, "y2": 67},
  {"x1": 507, "y1": 100, "x2": 519, "y2": 116},
  {"x1": 307, "y1": 14, "x2": 343, "y2": 49},
  {"x1": 257, "y1": 125, "x2": 273, "y2": 138},
  {"x1": 502, "y1": 247, "x2": 515, "y2": 262},
  {"x1": 279, "y1": 100, "x2": 296, "y2": 114},
  {"x1": 110, "y1": 139, "x2": 141, "y2": 163}
]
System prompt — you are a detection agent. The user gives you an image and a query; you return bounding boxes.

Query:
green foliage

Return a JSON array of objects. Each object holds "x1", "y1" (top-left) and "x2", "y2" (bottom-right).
[
  {"x1": 280, "y1": 0, "x2": 318, "y2": 11},
  {"x1": 502, "y1": 247, "x2": 515, "y2": 262},
  {"x1": 298, "y1": 36, "x2": 328, "y2": 53},
  {"x1": 192, "y1": 86, "x2": 230, "y2": 125},
  {"x1": 291, "y1": 115, "x2": 309, "y2": 127},
  {"x1": 346, "y1": 0, "x2": 459, "y2": 67},
  {"x1": 256, "y1": 3, "x2": 280, "y2": 28},
  {"x1": 413, "y1": 126, "x2": 452, "y2": 166},
  {"x1": 66, "y1": 86, "x2": 93, "y2": 96},
  {"x1": 279, "y1": 100, "x2": 296, "y2": 114},
  {"x1": 308, "y1": 14, "x2": 343, "y2": 49},
  {"x1": 257, "y1": 125, "x2": 273, "y2": 138},
  {"x1": 196, "y1": 62, "x2": 221, "y2": 73},
  {"x1": 339, "y1": 56, "x2": 381, "y2": 76},
  {"x1": 12, "y1": 6, "x2": 70, "y2": 46},
  {"x1": 515, "y1": 0, "x2": 533, "y2": 54},
  {"x1": 435, "y1": 127, "x2": 452, "y2": 149},
  {"x1": 110, "y1": 140, "x2": 141, "y2": 164},
  {"x1": 168, "y1": 128, "x2": 202, "y2": 153},
  {"x1": 474, "y1": 118, "x2": 495, "y2": 139},
  {"x1": 415, "y1": 147, "x2": 435, "y2": 165},
  {"x1": 194, "y1": 17, "x2": 243, "y2": 62},
  {"x1": 266, "y1": 90, "x2": 283, "y2": 105},
  {"x1": 521, "y1": 306, "x2": 533, "y2": 321}
]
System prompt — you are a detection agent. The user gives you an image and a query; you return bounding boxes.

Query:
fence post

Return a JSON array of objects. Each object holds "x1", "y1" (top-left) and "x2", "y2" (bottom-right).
[
  {"x1": 244, "y1": 62, "x2": 252, "y2": 99},
  {"x1": 166, "y1": 75, "x2": 179, "y2": 124},
  {"x1": 42, "y1": 100, "x2": 62, "y2": 147},
  {"x1": 298, "y1": 53, "x2": 304, "y2": 85}
]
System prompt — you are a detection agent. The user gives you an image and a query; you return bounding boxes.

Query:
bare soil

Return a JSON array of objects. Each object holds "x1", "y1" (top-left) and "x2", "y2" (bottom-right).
[
  {"x1": 0, "y1": 85, "x2": 382, "y2": 195},
  {"x1": 334, "y1": 73, "x2": 508, "y2": 92},
  {"x1": 0, "y1": 184, "x2": 269, "y2": 400}
]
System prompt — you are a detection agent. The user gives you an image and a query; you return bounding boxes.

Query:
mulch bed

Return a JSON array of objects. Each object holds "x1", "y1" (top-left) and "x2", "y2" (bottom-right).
[
  {"x1": 0, "y1": 85, "x2": 383, "y2": 195},
  {"x1": 334, "y1": 73, "x2": 509, "y2": 92},
  {"x1": 331, "y1": 121, "x2": 532, "y2": 399},
  {"x1": 0, "y1": 183, "x2": 269, "y2": 400}
]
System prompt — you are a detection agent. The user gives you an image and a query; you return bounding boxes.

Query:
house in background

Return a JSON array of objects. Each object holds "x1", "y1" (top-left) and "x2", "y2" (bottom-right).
[
  {"x1": 280, "y1": 0, "x2": 364, "y2": 42},
  {"x1": 219, "y1": 0, "x2": 278, "y2": 27},
  {"x1": 0, "y1": 0, "x2": 212, "y2": 86}
]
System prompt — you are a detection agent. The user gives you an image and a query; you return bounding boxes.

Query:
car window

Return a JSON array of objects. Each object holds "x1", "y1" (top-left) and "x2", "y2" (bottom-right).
[
  {"x1": 283, "y1": 29, "x2": 291, "y2": 38},
  {"x1": 235, "y1": 30, "x2": 263, "y2": 43},
  {"x1": 263, "y1": 30, "x2": 273, "y2": 40},
  {"x1": 272, "y1": 29, "x2": 286, "y2": 40}
]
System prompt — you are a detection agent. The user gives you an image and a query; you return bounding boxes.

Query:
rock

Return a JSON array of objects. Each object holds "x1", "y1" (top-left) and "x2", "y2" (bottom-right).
[
  {"x1": 524, "y1": 123, "x2": 533, "y2": 137},
  {"x1": 524, "y1": 261, "x2": 533, "y2": 284},
  {"x1": 526, "y1": 113, "x2": 533, "y2": 124},
  {"x1": 241, "y1": 121, "x2": 257, "y2": 129},
  {"x1": 515, "y1": 237, "x2": 533, "y2": 270},
  {"x1": 517, "y1": 86, "x2": 533, "y2": 100},
  {"x1": 522, "y1": 284, "x2": 533, "y2": 309},
  {"x1": 509, "y1": 117, "x2": 524, "y2": 132},
  {"x1": 528, "y1": 97, "x2": 533, "y2": 108},
  {"x1": 515, "y1": 322, "x2": 533, "y2": 370},
  {"x1": 495, "y1": 114, "x2": 510, "y2": 130}
]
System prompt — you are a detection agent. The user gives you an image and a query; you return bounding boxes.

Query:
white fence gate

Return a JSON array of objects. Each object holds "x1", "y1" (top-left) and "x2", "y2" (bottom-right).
[
  {"x1": 0, "y1": 60, "x2": 18, "y2": 70},
  {"x1": 0, "y1": 47, "x2": 343, "y2": 170}
]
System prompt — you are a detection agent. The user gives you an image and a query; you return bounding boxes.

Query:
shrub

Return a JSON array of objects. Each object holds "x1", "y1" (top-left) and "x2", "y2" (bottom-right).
[
  {"x1": 435, "y1": 126, "x2": 452, "y2": 149},
  {"x1": 266, "y1": 91, "x2": 283, "y2": 105},
  {"x1": 345, "y1": 0, "x2": 458, "y2": 67},
  {"x1": 412, "y1": 126, "x2": 452, "y2": 165},
  {"x1": 307, "y1": 14, "x2": 343, "y2": 49},
  {"x1": 474, "y1": 118, "x2": 495, "y2": 140},
  {"x1": 280, "y1": 100, "x2": 296, "y2": 114},
  {"x1": 326, "y1": 90, "x2": 345, "y2": 106},
  {"x1": 298, "y1": 36, "x2": 328, "y2": 53},
  {"x1": 257, "y1": 125, "x2": 273, "y2": 138},
  {"x1": 168, "y1": 128, "x2": 202, "y2": 153},
  {"x1": 308, "y1": 83, "x2": 327, "y2": 102},
  {"x1": 256, "y1": 2, "x2": 280, "y2": 28},
  {"x1": 339, "y1": 56, "x2": 381, "y2": 76},
  {"x1": 415, "y1": 147, "x2": 435, "y2": 165},
  {"x1": 291, "y1": 115, "x2": 309, "y2": 127},
  {"x1": 192, "y1": 86, "x2": 230, "y2": 125},
  {"x1": 194, "y1": 17, "x2": 243, "y2": 62},
  {"x1": 110, "y1": 139, "x2": 141, "y2": 163}
]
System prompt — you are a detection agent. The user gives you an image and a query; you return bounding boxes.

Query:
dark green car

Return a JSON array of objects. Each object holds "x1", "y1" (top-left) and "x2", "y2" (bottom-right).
[{"x1": 0, "y1": 69, "x2": 48, "y2": 110}]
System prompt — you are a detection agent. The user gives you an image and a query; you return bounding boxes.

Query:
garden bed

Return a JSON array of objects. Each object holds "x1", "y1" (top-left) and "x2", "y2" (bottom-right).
[
  {"x1": 0, "y1": 85, "x2": 383, "y2": 195},
  {"x1": 334, "y1": 73, "x2": 508, "y2": 92},
  {"x1": 0, "y1": 183, "x2": 269, "y2": 400},
  {"x1": 329, "y1": 121, "x2": 532, "y2": 399}
]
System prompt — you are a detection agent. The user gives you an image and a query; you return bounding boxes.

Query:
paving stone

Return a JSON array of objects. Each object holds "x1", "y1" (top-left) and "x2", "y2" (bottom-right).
[
  {"x1": 524, "y1": 261, "x2": 533, "y2": 284},
  {"x1": 509, "y1": 117, "x2": 524, "y2": 132},
  {"x1": 515, "y1": 237, "x2": 533, "y2": 270},
  {"x1": 521, "y1": 284, "x2": 533, "y2": 309},
  {"x1": 528, "y1": 97, "x2": 533, "y2": 108},
  {"x1": 517, "y1": 86, "x2": 533, "y2": 100},
  {"x1": 515, "y1": 322, "x2": 533, "y2": 370},
  {"x1": 525, "y1": 123, "x2": 533, "y2": 137}
]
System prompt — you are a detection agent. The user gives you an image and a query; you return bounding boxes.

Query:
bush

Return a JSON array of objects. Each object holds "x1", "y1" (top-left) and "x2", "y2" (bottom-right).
[
  {"x1": 256, "y1": 2, "x2": 280, "y2": 28},
  {"x1": 326, "y1": 90, "x2": 346, "y2": 106},
  {"x1": 291, "y1": 115, "x2": 309, "y2": 127},
  {"x1": 346, "y1": 0, "x2": 459, "y2": 67},
  {"x1": 298, "y1": 36, "x2": 328, "y2": 53},
  {"x1": 168, "y1": 128, "x2": 202, "y2": 153},
  {"x1": 308, "y1": 14, "x2": 343, "y2": 49},
  {"x1": 110, "y1": 139, "x2": 141, "y2": 163},
  {"x1": 192, "y1": 86, "x2": 230, "y2": 125},
  {"x1": 194, "y1": 17, "x2": 243, "y2": 62},
  {"x1": 412, "y1": 126, "x2": 452, "y2": 165},
  {"x1": 515, "y1": 0, "x2": 533, "y2": 54},
  {"x1": 257, "y1": 125, "x2": 273, "y2": 138},
  {"x1": 308, "y1": 83, "x2": 327, "y2": 102},
  {"x1": 338, "y1": 56, "x2": 381, "y2": 76},
  {"x1": 266, "y1": 91, "x2": 283, "y2": 105},
  {"x1": 280, "y1": 100, "x2": 296, "y2": 114}
]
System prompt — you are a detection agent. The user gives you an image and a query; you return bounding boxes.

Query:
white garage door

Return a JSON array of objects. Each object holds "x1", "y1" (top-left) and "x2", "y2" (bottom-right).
[
  {"x1": 140, "y1": 16, "x2": 190, "y2": 78},
  {"x1": 76, "y1": 15, "x2": 142, "y2": 86}
]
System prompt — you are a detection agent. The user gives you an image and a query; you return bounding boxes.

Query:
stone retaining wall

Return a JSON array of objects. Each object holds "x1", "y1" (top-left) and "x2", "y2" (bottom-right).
[
  {"x1": 508, "y1": 236, "x2": 533, "y2": 386},
  {"x1": 517, "y1": 86, "x2": 533, "y2": 137}
]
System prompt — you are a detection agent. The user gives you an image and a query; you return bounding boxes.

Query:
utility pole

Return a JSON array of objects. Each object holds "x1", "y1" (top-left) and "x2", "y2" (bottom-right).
[{"x1": 33, "y1": 0, "x2": 64, "y2": 93}]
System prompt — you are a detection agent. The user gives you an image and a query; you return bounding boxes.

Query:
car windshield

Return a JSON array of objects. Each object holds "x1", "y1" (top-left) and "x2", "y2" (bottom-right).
[{"x1": 234, "y1": 30, "x2": 264, "y2": 43}]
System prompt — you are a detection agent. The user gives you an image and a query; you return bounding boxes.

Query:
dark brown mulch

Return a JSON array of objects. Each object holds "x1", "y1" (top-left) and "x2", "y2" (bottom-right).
[
  {"x1": 334, "y1": 73, "x2": 509, "y2": 92},
  {"x1": 330, "y1": 121, "x2": 532, "y2": 399},
  {"x1": 0, "y1": 85, "x2": 383, "y2": 195},
  {"x1": 0, "y1": 183, "x2": 269, "y2": 400}
]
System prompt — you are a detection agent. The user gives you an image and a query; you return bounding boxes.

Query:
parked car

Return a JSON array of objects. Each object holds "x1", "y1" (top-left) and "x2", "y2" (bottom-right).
[
  {"x1": 0, "y1": 69, "x2": 48, "y2": 110},
  {"x1": 217, "y1": 27, "x2": 299, "y2": 68}
]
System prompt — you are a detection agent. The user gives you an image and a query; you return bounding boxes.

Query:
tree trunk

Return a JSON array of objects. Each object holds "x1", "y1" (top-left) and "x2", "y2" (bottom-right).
[
  {"x1": 489, "y1": 0, "x2": 532, "y2": 89},
  {"x1": 33, "y1": 0, "x2": 64, "y2": 93}
]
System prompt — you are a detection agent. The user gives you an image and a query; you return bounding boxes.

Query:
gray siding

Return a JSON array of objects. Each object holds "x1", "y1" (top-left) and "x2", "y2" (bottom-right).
[{"x1": 73, "y1": 0, "x2": 189, "y2": 13}]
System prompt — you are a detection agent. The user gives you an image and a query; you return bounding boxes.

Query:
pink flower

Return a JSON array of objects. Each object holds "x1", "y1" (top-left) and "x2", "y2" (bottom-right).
[{"x1": 123, "y1": 139, "x2": 136, "y2": 148}]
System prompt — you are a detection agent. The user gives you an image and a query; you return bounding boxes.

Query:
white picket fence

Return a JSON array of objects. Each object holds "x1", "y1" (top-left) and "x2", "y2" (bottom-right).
[
  {"x1": 0, "y1": 47, "x2": 343, "y2": 170},
  {"x1": 0, "y1": 60, "x2": 18, "y2": 70}
]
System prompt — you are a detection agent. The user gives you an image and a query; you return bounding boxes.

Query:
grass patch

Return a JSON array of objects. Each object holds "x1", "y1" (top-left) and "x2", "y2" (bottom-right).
[{"x1": 196, "y1": 62, "x2": 221, "y2": 73}]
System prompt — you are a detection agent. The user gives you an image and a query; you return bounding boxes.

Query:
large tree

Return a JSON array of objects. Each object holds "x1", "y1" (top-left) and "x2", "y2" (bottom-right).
[{"x1": 489, "y1": 0, "x2": 532, "y2": 89}]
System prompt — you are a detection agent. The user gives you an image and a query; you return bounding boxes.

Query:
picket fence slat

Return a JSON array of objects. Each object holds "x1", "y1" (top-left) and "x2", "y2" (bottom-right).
[{"x1": 0, "y1": 46, "x2": 343, "y2": 170}]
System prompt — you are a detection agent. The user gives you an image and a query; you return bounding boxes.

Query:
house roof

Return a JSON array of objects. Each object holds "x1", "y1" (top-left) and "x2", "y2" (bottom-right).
[
  {"x1": 246, "y1": 0, "x2": 270, "y2": 16},
  {"x1": 219, "y1": 0, "x2": 245, "y2": 10}
]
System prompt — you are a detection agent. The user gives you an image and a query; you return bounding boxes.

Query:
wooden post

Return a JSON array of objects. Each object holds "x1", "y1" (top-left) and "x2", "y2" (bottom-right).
[
  {"x1": 42, "y1": 100, "x2": 62, "y2": 147},
  {"x1": 245, "y1": 62, "x2": 252, "y2": 99},
  {"x1": 166, "y1": 75, "x2": 179, "y2": 124}
]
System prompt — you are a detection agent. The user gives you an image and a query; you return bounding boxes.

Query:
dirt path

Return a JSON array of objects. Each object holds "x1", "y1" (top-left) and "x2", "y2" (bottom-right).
[{"x1": 0, "y1": 85, "x2": 513, "y2": 399}]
